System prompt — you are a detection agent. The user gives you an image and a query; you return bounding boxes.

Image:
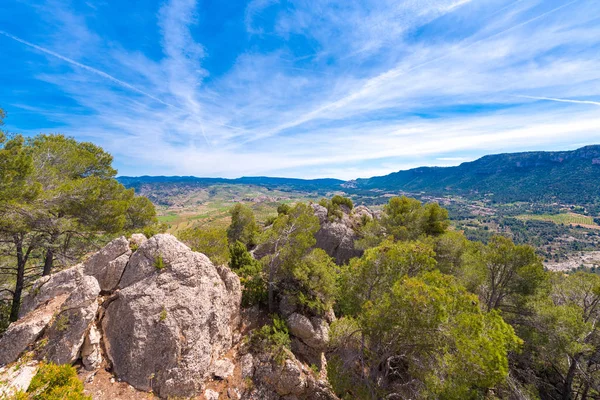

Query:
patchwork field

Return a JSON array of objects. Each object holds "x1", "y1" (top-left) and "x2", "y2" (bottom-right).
[
  {"x1": 516, "y1": 212, "x2": 598, "y2": 228},
  {"x1": 153, "y1": 184, "x2": 317, "y2": 234}
]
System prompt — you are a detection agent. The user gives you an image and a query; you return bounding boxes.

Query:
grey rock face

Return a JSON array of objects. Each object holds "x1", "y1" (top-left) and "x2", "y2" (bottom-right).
[
  {"x1": 287, "y1": 313, "x2": 329, "y2": 350},
  {"x1": 311, "y1": 204, "x2": 362, "y2": 265},
  {"x1": 19, "y1": 265, "x2": 85, "y2": 317},
  {"x1": 102, "y1": 234, "x2": 242, "y2": 398},
  {"x1": 240, "y1": 353, "x2": 254, "y2": 379},
  {"x1": 43, "y1": 275, "x2": 100, "y2": 365},
  {"x1": 252, "y1": 353, "x2": 338, "y2": 400},
  {"x1": 81, "y1": 324, "x2": 102, "y2": 370},
  {"x1": 129, "y1": 233, "x2": 147, "y2": 248},
  {"x1": 0, "y1": 295, "x2": 67, "y2": 366},
  {"x1": 212, "y1": 358, "x2": 235, "y2": 380},
  {"x1": 83, "y1": 236, "x2": 131, "y2": 291}
]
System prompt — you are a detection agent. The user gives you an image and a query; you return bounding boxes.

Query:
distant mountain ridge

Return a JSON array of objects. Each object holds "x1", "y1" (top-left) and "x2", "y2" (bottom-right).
[
  {"x1": 353, "y1": 145, "x2": 600, "y2": 203},
  {"x1": 119, "y1": 145, "x2": 600, "y2": 204}
]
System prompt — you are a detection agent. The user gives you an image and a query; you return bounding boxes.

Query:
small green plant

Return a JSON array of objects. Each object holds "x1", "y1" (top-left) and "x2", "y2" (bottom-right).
[
  {"x1": 249, "y1": 315, "x2": 291, "y2": 365},
  {"x1": 55, "y1": 313, "x2": 70, "y2": 332},
  {"x1": 26, "y1": 362, "x2": 91, "y2": 399},
  {"x1": 35, "y1": 338, "x2": 49, "y2": 351},
  {"x1": 244, "y1": 376, "x2": 255, "y2": 390},
  {"x1": 159, "y1": 307, "x2": 167, "y2": 322},
  {"x1": 310, "y1": 363, "x2": 320, "y2": 376},
  {"x1": 154, "y1": 254, "x2": 165, "y2": 270}
]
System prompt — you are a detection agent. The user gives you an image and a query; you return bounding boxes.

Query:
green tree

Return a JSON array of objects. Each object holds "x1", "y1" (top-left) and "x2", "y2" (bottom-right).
[
  {"x1": 26, "y1": 134, "x2": 157, "y2": 276},
  {"x1": 338, "y1": 239, "x2": 437, "y2": 317},
  {"x1": 288, "y1": 248, "x2": 338, "y2": 315},
  {"x1": 259, "y1": 203, "x2": 320, "y2": 312},
  {"x1": 229, "y1": 240, "x2": 267, "y2": 307},
  {"x1": 382, "y1": 196, "x2": 449, "y2": 241},
  {"x1": 0, "y1": 130, "x2": 157, "y2": 321},
  {"x1": 180, "y1": 225, "x2": 229, "y2": 265},
  {"x1": 331, "y1": 271, "x2": 522, "y2": 399},
  {"x1": 518, "y1": 272, "x2": 600, "y2": 399},
  {"x1": 227, "y1": 203, "x2": 259, "y2": 248},
  {"x1": 472, "y1": 236, "x2": 546, "y2": 312}
]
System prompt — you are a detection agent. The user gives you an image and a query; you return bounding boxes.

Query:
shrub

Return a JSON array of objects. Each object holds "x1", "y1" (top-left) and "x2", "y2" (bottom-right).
[
  {"x1": 55, "y1": 313, "x2": 70, "y2": 332},
  {"x1": 230, "y1": 241, "x2": 267, "y2": 307},
  {"x1": 179, "y1": 226, "x2": 229, "y2": 265},
  {"x1": 331, "y1": 195, "x2": 353, "y2": 210},
  {"x1": 26, "y1": 363, "x2": 91, "y2": 400},
  {"x1": 249, "y1": 315, "x2": 291, "y2": 364}
]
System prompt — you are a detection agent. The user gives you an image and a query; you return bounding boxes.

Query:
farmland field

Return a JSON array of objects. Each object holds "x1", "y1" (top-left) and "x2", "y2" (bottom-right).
[{"x1": 516, "y1": 212, "x2": 598, "y2": 227}]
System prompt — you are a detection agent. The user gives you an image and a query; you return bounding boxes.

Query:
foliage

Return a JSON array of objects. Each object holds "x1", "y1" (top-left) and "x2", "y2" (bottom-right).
[
  {"x1": 154, "y1": 254, "x2": 165, "y2": 270},
  {"x1": 277, "y1": 203, "x2": 291, "y2": 215},
  {"x1": 259, "y1": 203, "x2": 320, "y2": 312},
  {"x1": 0, "y1": 129, "x2": 157, "y2": 321},
  {"x1": 465, "y1": 235, "x2": 546, "y2": 312},
  {"x1": 337, "y1": 239, "x2": 437, "y2": 317},
  {"x1": 335, "y1": 271, "x2": 522, "y2": 399},
  {"x1": 382, "y1": 196, "x2": 448, "y2": 241},
  {"x1": 249, "y1": 315, "x2": 291, "y2": 364},
  {"x1": 227, "y1": 203, "x2": 259, "y2": 248},
  {"x1": 331, "y1": 195, "x2": 353, "y2": 210},
  {"x1": 0, "y1": 299, "x2": 11, "y2": 335},
  {"x1": 26, "y1": 362, "x2": 90, "y2": 400},
  {"x1": 229, "y1": 241, "x2": 267, "y2": 307},
  {"x1": 287, "y1": 248, "x2": 338, "y2": 315},
  {"x1": 179, "y1": 225, "x2": 229, "y2": 265},
  {"x1": 514, "y1": 272, "x2": 600, "y2": 399}
]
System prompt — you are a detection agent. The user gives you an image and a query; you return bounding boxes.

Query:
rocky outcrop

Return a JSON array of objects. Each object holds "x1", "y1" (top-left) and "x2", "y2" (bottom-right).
[
  {"x1": 43, "y1": 275, "x2": 100, "y2": 365},
  {"x1": 0, "y1": 361, "x2": 39, "y2": 398},
  {"x1": 0, "y1": 295, "x2": 68, "y2": 365},
  {"x1": 83, "y1": 236, "x2": 131, "y2": 291},
  {"x1": 102, "y1": 234, "x2": 242, "y2": 398},
  {"x1": 251, "y1": 352, "x2": 338, "y2": 400},
  {"x1": 287, "y1": 313, "x2": 329, "y2": 350},
  {"x1": 312, "y1": 204, "x2": 362, "y2": 265},
  {"x1": 81, "y1": 324, "x2": 102, "y2": 370},
  {"x1": 19, "y1": 265, "x2": 85, "y2": 317}
]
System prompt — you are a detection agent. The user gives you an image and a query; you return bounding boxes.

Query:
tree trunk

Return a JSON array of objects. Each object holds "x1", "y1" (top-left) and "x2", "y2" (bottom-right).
[
  {"x1": 268, "y1": 262, "x2": 275, "y2": 313},
  {"x1": 563, "y1": 355, "x2": 579, "y2": 400},
  {"x1": 9, "y1": 235, "x2": 26, "y2": 322},
  {"x1": 42, "y1": 247, "x2": 53, "y2": 276}
]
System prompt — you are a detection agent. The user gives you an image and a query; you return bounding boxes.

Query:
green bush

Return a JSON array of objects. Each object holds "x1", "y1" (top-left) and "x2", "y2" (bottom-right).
[
  {"x1": 25, "y1": 363, "x2": 90, "y2": 400},
  {"x1": 229, "y1": 241, "x2": 267, "y2": 307},
  {"x1": 331, "y1": 195, "x2": 353, "y2": 210},
  {"x1": 249, "y1": 315, "x2": 291, "y2": 364}
]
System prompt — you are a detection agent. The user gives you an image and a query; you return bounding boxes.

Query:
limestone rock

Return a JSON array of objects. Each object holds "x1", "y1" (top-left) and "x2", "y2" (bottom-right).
[
  {"x1": 84, "y1": 236, "x2": 131, "y2": 291},
  {"x1": 240, "y1": 353, "x2": 254, "y2": 379},
  {"x1": 102, "y1": 234, "x2": 241, "y2": 398},
  {"x1": 0, "y1": 361, "x2": 39, "y2": 397},
  {"x1": 287, "y1": 313, "x2": 329, "y2": 350},
  {"x1": 275, "y1": 359, "x2": 307, "y2": 396},
  {"x1": 205, "y1": 389, "x2": 219, "y2": 400},
  {"x1": 129, "y1": 233, "x2": 148, "y2": 248},
  {"x1": 19, "y1": 265, "x2": 84, "y2": 317},
  {"x1": 43, "y1": 275, "x2": 100, "y2": 365},
  {"x1": 212, "y1": 358, "x2": 235, "y2": 380},
  {"x1": 82, "y1": 324, "x2": 103, "y2": 370},
  {"x1": 0, "y1": 296, "x2": 67, "y2": 366},
  {"x1": 311, "y1": 204, "x2": 362, "y2": 265}
]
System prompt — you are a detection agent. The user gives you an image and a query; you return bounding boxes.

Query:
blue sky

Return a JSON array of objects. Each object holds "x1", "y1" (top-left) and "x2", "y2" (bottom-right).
[{"x1": 1, "y1": 0, "x2": 600, "y2": 179}]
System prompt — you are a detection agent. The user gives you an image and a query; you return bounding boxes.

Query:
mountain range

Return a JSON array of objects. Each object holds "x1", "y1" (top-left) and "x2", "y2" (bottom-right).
[{"x1": 119, "y1": 145, "x2": 600, "y2": 204}]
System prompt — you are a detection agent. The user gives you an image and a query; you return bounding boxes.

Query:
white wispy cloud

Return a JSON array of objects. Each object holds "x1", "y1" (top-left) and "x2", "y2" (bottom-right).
[{"x1": 3, "y1": 0, "x2": 600, "y2": 179}]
